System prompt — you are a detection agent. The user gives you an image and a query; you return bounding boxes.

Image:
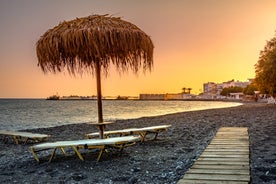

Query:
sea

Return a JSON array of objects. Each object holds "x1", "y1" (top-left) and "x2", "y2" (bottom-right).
[{"x1": 0, "y1": 99, "x2": 242, "y2": 130}]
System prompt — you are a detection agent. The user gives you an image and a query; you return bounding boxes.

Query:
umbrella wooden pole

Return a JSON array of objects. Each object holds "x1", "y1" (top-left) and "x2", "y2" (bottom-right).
[{"x1": 96, "y1": 61, "x2": 104, "y2": 139}]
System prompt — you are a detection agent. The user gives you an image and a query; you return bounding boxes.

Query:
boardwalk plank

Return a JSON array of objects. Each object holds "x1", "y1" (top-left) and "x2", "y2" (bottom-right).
[
  {"x1": 218, "y1": 127, "x2": 248, "y2": 130},
  {"x1": 205, "y1": 148, "x2": 249, "y2": 152},
  {"x1": 201, "y1": 154, "x2": 249, "y2": 158},
  {"x1": 182, "y1": 173, "x2": 250, "y2": 181},
  {"x1": 191, "y1": 164, "x2": 249, "y2": 170},
  {"x1": 194, "y1": 160, "x2": 249, "y2": 165},
  {"x1": 210, "y1": 142, "x2": 248, "y2": 145},
  {"x1": 178, "y1": 179, "x2": 248, "y2": 184},
  {"x1": 207, "y1": 145, "x2": 249, "y2": 148},
  {"x1": 187, "y1": 168, "x2": 249, "y2": 175},
  {"x1": 211, "y1": 140, "x2": 248, "y2": 143},
  {"x1": 198, "y1": 157, "x2": 249, "y2": 162},
  {"x1": 202, "y1": 151, "x2": 249, "y2": 155}
]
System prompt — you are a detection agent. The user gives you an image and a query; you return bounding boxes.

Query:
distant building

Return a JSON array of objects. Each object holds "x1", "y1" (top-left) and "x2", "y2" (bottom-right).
[
  {"x1": 139, "y1": 93, "x2": 195, "y2": 100},
  {"x1": 164, "y1": 93, "x2": 183, "y2": 100},
  {"x1": 182, "y1": 94, "x2": 195, "y2": 99},
  {"x1": 229, "y1": 92, "x2": 244, "y2": 100},
  {"x1": 203, "y1": 79, "x2": 252, "y2": 99},
  {"x1": 139, "y1": 94, "x2": 165, "y2": 100},
  {"x1": 203, "y1": 82, "x2": 217, "y2": 98}
]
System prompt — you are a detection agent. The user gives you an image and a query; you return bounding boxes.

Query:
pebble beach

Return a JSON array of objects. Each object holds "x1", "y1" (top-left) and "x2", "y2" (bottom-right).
[{"x1": 0, "y1": 102, "x2": 275, "y2": 184}]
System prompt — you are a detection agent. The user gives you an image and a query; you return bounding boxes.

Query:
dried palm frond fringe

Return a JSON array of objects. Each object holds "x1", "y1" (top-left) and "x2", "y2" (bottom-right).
[{"x1": 36, "y1": 14, "x2": 154, "y2": 75}]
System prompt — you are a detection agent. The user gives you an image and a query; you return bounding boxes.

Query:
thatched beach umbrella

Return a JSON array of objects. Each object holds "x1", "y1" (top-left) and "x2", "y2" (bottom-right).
[{"x1": 36, "y1": 14, "x2": 154, "y2": 138}]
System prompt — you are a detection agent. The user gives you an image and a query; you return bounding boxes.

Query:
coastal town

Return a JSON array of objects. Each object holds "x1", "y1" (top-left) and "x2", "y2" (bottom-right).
[{"x1": 48, "y1": 78, "x2": 264, "y2": 101}]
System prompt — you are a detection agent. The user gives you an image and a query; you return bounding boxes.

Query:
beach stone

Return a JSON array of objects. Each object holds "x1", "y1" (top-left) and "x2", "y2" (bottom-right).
[
  {"x1": 260, "y1": 175, "x2": 275, "y2": 182},
  {"x1": 128, "y1": 177, "x2": 138, "y2": 184},
  {"x1": 176, "y1": 161, "x2": 184, "y2": 171},
  {"x1": 161, "y1": 172, "x2": 168, "y2": 179},
  {"x1": 112, "y1": 176, "x2": 130, "y2": 182},
  {"x1": 70, "y1": 173, "x2": 87, "y2": 181},
  {"x1": 131, "y1": 167, "x2": 141, "y2": 172}
]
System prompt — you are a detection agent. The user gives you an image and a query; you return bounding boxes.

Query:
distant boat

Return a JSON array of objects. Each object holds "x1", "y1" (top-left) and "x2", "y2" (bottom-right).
[
  {"x1": 46, "y1": 95, "x2": 60, "y2": 100},
  {"x1": 116, "y1": 96, "x2": 128, "y2": 100}
]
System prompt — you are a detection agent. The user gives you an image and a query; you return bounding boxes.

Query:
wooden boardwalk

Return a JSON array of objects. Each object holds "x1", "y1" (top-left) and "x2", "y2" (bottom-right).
[{"x1": 178, "y1": 127, "x2": 250, "y2": 184}]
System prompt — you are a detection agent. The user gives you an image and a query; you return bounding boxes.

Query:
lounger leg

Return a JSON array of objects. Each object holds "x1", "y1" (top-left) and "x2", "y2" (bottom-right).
[
  {"x1": 153, "y1": 129, "x2": 166, "y2": 140},
  {"x1": 139, "y1": 132, "x2": 147, "y2": 142},
  {"x1": 31, "y1": 148, "x2": 40, "y2": 162},
  {"x1": 153, "y1": 132, "x2": 159, "y2": 140},
  {"x1": 72, "y1": 146, "x2": 84, "y2": 161},
  {"x1": 23, "y1": 137, "x2": 29, "y2": 144},
  {"x1": 2, "y1": 135, "x2": 8, "y2": 143},
  {"x1": 13, "y1": 136, "x2": 19, "y2": 144},
  {"x1": 18, "y1": 136, "x2": 25, "y2": 144},
  {"x1": 60, "y1": 147, "x2": 66, "y2": 156},
  {"x1": 49, "y1": 148, "x2": 57, "y2": 162},
  {"x1": 97, "y1": 146, "x2": 105, "y2": 162},
  {"x1": 118, "y1": 145, "x2": 124, "y2": 152}
]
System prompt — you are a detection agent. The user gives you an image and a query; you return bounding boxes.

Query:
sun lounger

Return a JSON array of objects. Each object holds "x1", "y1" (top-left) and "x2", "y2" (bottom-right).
[
  {"x1": 0, "y1": 130, "x2": 50, "y2": 144},
  {"x1": 30, "y1": 135, "x2": 140, "y2": 162},
  {"x1": 86, "y1": 125, "x2": 171, "y2": 142}
]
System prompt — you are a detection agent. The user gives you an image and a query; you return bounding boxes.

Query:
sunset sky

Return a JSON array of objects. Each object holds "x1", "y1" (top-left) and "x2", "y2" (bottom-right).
[{"x1": 1, "y1": 0, "x2": 276, "y2": 98}]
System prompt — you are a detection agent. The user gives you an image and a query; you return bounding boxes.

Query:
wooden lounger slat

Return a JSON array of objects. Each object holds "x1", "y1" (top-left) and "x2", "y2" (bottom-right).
[{"x1": 85, "y1": 125, "x2": 171, "y2": 141}]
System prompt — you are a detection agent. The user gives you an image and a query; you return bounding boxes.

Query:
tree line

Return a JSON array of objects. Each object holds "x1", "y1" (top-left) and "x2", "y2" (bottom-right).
[
  {"x1": 220, "y1": 85, "x2": 258, "y2": 96},
  {"x1": 222, "y1": 30, "x2": 276, "y2": 97},
  {"x1": 254, "y1": 31, "x2": 276, "y2": 97}
]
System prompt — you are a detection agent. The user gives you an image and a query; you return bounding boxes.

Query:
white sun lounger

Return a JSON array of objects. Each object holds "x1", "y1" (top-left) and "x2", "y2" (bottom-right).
[
  {"x1": 30, "y1": 135, "x2": 140, "y2": 162},
  {"x1": 0, "y1": 130, "x2": 50, "y2": 144},
  {"x1": 86, "y1": 125, "x2": 171, "y2": 142}
]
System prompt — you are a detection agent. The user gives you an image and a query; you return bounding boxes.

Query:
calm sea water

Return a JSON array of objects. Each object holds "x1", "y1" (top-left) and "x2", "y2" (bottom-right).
[{"x1": 0, "y1": 99, "x2": 242, "y2": 130}]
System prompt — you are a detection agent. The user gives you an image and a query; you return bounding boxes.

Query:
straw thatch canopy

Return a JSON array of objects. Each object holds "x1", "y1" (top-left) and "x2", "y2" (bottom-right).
[{"x1": 36, "y1": 14, "x2": 154, "y2": 75}]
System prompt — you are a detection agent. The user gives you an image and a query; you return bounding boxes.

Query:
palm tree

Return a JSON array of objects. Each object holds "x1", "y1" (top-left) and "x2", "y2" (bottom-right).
[{"x1": 182, "y1": 87, "x2": 186, "y2": 94}]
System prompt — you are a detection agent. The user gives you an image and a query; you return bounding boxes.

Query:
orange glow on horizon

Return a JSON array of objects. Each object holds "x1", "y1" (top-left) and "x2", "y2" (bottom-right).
[{"x1": 0, "y1": 1, "x2": 276, "y2": 98}]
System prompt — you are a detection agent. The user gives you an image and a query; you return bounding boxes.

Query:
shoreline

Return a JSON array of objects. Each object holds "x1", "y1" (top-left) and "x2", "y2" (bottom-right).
[
  {"x1": 1, "y1": 97, "x2": 247, "y2": 102},
  {"x1": 0, "y1": 99, "x2": 244, "y2": 131},
  {"x1": 0, "y1": 103, "x2": 275, "y2": 183}
]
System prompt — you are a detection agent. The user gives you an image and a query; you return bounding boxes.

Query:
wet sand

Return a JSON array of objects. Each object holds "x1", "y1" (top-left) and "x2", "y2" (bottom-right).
[{"x1": 0, "y1": 103, "x2": 275, "y2": 184}]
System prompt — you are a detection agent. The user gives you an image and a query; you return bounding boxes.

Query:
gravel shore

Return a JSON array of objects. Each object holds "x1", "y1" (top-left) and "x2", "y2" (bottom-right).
[{"x1": 0, "y1": 102, "x2": 275, "y2": 184}]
